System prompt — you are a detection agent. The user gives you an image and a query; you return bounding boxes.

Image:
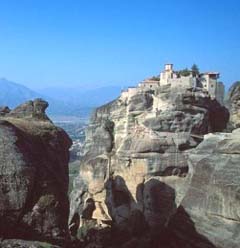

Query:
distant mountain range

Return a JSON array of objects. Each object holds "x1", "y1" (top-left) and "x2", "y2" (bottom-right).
[
  {"x1": 0, "y1": 78, "x2": 42, "y2": 107},
  {"x1": 38, "y1": 85, "x2": 122, "y2": 107},
  {"x1": 0, "y1": 78, "x2": 122, "y2": 118}
]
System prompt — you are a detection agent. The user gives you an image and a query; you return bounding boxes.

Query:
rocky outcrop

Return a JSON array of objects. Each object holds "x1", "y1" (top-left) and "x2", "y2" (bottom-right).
[
  {"x1": 225, "y1": 81, "x2": 240, "y2": 128},
  {"x1": 0, "y1": 106, "x2": 10, "y2": 116},
  {"x1": 70, "y1": 85, "x2": 231, "y2": 247},
  {"x1": 0, "y1": 239, "x2": 61, "y2": 248},
  {"x1": 6, "y1": 98, "x2": 51, "y2": 121},
  {"x1": 178, "y1": 129, "x2": 240, "y2": 248},
  {"x1": 0, "y1": 99, "x2": 72, "y2": 245}
]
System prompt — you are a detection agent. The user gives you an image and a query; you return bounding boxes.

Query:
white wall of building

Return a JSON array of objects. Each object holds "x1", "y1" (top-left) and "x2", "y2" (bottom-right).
[
  {"x1": 128, "y1": 87, "x2": 138, "y2": 97},
  {"x1": 122, "y1": 64, "x2": 225, "y2": 106},
  {"x1": 170, "y1": 76, "x2": 197, "y2": 89},
  {"x1": 138, "y1": 80, "x2": 159, "y2": 91},
  {"x1": 200, "y1": 74, "x2": 224, "y2": 104},
  {"x1": 160, "y1": 64, "x2": 174, "y2": 85}
]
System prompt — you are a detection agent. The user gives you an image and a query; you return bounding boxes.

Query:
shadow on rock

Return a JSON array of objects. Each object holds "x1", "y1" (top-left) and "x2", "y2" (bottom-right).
[{"x1": 74, "y1": 176, "x2": 217, "y2": 248}]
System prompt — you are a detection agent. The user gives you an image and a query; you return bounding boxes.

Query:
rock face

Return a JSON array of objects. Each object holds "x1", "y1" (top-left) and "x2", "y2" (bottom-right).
[
  {"x1": 225, "y1": 81, "x2": 240, "y2": 128},
  {"x1": 0, "y1": 99, "x2": 72, "y2": 245},
  {"x1": 0, "y1": 239, "x2": 61, "y2": 248},
  {"x1": 70, "y1": 86, "x2": 232, "y2": 247},
  {"x1": 179, "y1": 129, "x2": 240, "y2": 248}
]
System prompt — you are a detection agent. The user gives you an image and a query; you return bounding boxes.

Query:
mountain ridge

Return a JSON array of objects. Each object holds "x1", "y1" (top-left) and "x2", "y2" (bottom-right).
[{"x1": 0, "y1": 78, "x2": 123, "y2": 117}]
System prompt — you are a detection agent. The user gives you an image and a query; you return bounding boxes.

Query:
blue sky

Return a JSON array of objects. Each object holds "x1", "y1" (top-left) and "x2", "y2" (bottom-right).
[{"x1": 0, "y1": 0, "x2": 239, "y2": 90}]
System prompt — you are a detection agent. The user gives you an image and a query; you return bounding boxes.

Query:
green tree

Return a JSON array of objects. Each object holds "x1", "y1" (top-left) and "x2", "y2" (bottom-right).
[
  {"x1": 150, "y1": 76, "x2": 160, "y2": 81},
  {"x1": 191, "y1": 64, "x2": 199, "y2": 77},
  {"x1": 179, "y1": 68, "x2": 191, "y2": 77}
]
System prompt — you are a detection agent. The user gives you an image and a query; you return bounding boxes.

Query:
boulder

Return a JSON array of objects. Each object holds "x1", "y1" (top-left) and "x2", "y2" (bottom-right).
[
  {"x1": 0, "y1": 99, "x2": 72, "y2": 245},
  {"x1": 8, "y1": 98, "x2": 50, "y2": 120},
  {"x1": 180, "y1": 129, "x2": 240, "y2": 248},
  {"x1": 0, "y1": 106, "x2": 11, "y2": 116},
  {"x1": 0, "y1": 239, "x2": 61, "y2": 248},
  {"x1": 225, "y1": 81, "x2": 240, "y2": 129}
]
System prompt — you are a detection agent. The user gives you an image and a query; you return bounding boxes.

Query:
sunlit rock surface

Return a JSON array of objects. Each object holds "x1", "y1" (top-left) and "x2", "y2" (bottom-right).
[{"x1": 70, "y1": 86, "x2": 235, "y2": 248}]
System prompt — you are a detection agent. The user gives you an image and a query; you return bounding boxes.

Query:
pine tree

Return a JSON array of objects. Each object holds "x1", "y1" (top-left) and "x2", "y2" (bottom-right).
[{"x1": 191, "y1": 64, "x2": 199, "y2": 77}]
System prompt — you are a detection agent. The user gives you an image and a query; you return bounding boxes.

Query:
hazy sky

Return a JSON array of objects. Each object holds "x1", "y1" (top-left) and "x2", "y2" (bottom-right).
[{"x1": 0, "y1": 0, "x2": 239, "y2": 90}]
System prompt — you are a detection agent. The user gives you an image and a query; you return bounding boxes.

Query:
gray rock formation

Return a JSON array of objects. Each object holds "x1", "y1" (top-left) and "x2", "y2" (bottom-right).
[
  {"x1": 0, "y1": 99, "x2": 72, "y2": 245},
  {"x1": 225, "y1": 81, "x2": 240, "y2": 128},
  {"x1": 0, "y1": 239, "x2": 61, "y2": 248},
  {"x1": 178, "y1": 129, "x2": 240, "y2": 248},
  {"x1": 70, "y1": 85, "x2": 232, "y2": 247},
  {"x1": 7, "y1": 98, "x2": 50, "y2": 120},
  {"x1": 0, "y1": 106, "x2": 10, "y2": 116}
]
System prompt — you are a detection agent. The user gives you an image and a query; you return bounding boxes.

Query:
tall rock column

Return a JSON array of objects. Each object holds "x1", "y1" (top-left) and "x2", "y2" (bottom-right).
[{"x1": 0, "y1": 99, "x2": 72, "y2": 245}]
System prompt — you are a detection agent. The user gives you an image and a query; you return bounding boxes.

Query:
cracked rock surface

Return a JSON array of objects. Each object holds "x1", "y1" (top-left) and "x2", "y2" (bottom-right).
[
  {"x1": 0, "y1": 99, "x2": 72, "y2": 245},
  {"x1": 69, "y1": 86, "x2": 239, "y2": 248}
]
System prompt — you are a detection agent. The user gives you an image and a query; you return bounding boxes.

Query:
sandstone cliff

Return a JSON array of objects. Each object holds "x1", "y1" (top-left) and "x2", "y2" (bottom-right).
[
  {"x1": 179, "y1": 129, "x2": 240, "y2": 248},
  {"x1": 70, "y1": 85, "x2": 235, "y2": 247},
  {"x1": 0, "y1": 99, "x2": 72, "y2": 245},
  {"x1": 225, "y1": 81, "x2": 240, "y2": 128}
]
